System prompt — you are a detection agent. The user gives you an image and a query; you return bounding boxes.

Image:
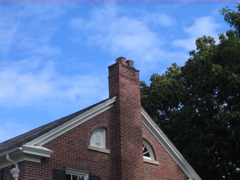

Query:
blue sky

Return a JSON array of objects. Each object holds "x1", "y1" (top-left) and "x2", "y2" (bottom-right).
[{"x1": 0, "y1": 0, "x2": 238, "y2": 142}]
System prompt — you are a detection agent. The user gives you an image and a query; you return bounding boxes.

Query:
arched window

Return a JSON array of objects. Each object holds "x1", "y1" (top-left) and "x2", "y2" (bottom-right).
[
  {"x1": 143, "y1": 140, "x2": 155, "y2": 160},
  {"x1": 90, "y1": 128, "x2": 106, "y2": 149}
]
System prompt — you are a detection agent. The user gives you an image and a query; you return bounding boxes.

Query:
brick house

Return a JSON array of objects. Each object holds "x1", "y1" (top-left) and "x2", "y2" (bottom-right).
[{"x1": 0, "y1": 57, "x2": 201, "y2": 180}]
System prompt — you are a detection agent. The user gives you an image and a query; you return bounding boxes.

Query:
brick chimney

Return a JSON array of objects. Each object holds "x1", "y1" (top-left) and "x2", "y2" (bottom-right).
[{"x1": 108, "y1": 57, "x2": 144, "y2": 179}]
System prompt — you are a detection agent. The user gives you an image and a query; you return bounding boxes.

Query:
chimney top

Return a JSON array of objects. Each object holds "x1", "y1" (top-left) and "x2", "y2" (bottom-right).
[{"x1": 116, "y1": 57, "x2": 135, "y2": 68}]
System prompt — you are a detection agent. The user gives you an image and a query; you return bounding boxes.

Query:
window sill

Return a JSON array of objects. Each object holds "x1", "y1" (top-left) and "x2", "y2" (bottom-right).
[
  {"x1": 88, "y1": 145, "x2": 110, "y2": 154},
  {"x1": 143, "y1": 158, "x2": 159, "y2": 165}
]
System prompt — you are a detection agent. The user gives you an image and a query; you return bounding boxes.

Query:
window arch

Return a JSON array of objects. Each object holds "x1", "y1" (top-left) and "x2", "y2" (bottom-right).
[
  {"x1": 90, "y1": 128, "x2": 106, "y2": 149},
  {"x1": 143, "y1": 140, "x2": 155, "y2": 160}
]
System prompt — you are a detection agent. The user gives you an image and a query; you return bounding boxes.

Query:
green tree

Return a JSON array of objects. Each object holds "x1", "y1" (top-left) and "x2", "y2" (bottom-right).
[{"x1": 141, "y1": 4, "x2": 240, "y2": 180}]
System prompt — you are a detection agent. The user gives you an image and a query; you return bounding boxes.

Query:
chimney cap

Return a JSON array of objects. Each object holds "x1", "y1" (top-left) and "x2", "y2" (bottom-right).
[
  {"x1": 116, "y1": 57, "x2": 126, "y2": 64},
  {"x1": 126, "y1": 60, "x2": 134, "y2": 68},
  {"x1": 116, "y1": 57, "x2": 135, "y2": 68}
]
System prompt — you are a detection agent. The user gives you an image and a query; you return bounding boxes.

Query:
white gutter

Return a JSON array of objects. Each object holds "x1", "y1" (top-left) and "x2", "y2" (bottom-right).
[{"x1": 6, "y1": 154, "x2": 20, "y2": 180}]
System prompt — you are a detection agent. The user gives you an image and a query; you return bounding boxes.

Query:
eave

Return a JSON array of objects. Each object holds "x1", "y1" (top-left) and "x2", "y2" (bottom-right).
[
  {"x1": 0, "y1": 97, "x2": 116, "y2": 169},
  {"x1": 0, "y1": 145, "x2": 53, "y2": 169}
]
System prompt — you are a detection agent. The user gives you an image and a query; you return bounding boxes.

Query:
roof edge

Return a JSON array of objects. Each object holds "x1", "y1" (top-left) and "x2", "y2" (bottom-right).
[
  {"x1": 141, "y1": 108, "x2": 201, "y2": 180},
  {"x1": 27, "y1": 96, "x2": 117, "y2": 146}
]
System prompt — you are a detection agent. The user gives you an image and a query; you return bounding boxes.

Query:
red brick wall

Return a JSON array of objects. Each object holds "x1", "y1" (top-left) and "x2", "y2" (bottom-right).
[
  {"x1": 142, "y1": 123, "x2": 188, "y2": 180},
  {"x1": 1, "y1": 110, "x2": 189, "y2": 180},
  {"x1": 45, "y1": 108, "x2": 114, "y2": 179},
  {"x1": 1, "y1": 165, "x2": 13, "y2": 180}
]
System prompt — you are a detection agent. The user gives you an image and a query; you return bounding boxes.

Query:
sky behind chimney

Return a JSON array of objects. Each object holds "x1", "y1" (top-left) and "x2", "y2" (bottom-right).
[{"x1": 0, "y1": 0, "x2": 237, "y2": 142}]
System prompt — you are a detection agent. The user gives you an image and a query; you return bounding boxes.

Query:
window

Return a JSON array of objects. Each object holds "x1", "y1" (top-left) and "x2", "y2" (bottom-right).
[
  {"x1": 66, "y1": 170, "x2": 88, "y2": 180},
  {"x1": 88, "y1": 128, "x2": 110, "y2": 154},
  {"x1": 143, "y1": 140, "x2": 155, "y2": 160},
  {"x1": 66, "y1": 173, "x2": 87, "y2": 180},
  {"x1": 53, "y1": 169, "x2": 89, "y2": 180},
  {"x1": 90, "y1": 128, "x2": 106, "y2": 149}
]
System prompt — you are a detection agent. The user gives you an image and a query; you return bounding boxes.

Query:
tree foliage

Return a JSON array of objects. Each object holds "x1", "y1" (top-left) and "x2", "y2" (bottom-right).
[{"x1": 141, "y1": 4, "x2": 240, "y2": 180}]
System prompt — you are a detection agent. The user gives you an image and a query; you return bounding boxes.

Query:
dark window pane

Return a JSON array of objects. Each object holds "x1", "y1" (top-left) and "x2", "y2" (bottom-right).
[
  {"x1": 66, "y1": 174, "x2": 71, "y2": 180},
  {"x1": 78, "y1": 176, "x2": 84, "y2": 180},
  {"x1": 0, "y1": 170, "x2": 3, "y2": 180},
  {"x1": 72, "y1": 175, "x2": 78, "y2": 180},
  {"x1": 53, "y1": 169, "x2": 66, "y2": 180}
]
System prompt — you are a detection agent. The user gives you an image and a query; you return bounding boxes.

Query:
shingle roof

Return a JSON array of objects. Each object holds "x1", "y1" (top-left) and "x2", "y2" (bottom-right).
[{"x1": 0, "y1": 98, "x2": 110, "y2": 156}]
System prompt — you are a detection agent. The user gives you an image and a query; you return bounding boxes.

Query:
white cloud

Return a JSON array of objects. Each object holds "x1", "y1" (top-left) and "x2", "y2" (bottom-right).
[
  {"x1": 184, "y1": 16, "x2": 221, "y2": 37},
  {"x1": 70, "y1": 3, "x2": 171, "y2": 72},
  {"x1": 0, "y1": 58, "x2": 107, "y2": 107},
  {"x1": 0, "y1": 3, "x2": 70, "y2": 57},
  {"x1": 173, "y1": 37, "x2": 197, "y2": 52},
  {"x1": 0, "y1": 25, "x2": 18, "y2": 56},
  {"x1": 143, "y1": 13, "x2": 175, "y2": 27},
  {"x1": 0, "y1": 7, "x2": 19, "y2": 55},
  {"x1": 91, "y1": 17, "x2": 161, "y2": 56},
  {"x1": 173, "y1": 16, "x2": 222, "y2": 51}
]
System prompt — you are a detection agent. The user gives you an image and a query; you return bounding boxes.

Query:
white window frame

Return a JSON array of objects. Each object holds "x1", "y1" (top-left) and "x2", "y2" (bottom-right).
[
  {"x1": 143, "y1": 140, "x2": 159, "y2": 165},
  {"x1": 143, "y1": 140, "x2": 155, "y2": 160},
  {"x1": 88, "y1": 128, "x2": 110, "y2": 154},
  {"x1": 66, "y1": 169, "x2": 89, "y2": 180},
  {"x1": 90, "y1": 128, "x2": 106, "y2": 148}
]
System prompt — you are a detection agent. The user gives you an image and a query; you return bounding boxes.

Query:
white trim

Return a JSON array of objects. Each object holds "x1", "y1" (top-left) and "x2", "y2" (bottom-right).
[
  {"x1": 143, "y1": 140, "x2": 155, "y2": 160},
  {"x1": 143, "y1": 158, "x2": 159, "y2": 165},
  {"x1": 141, "y1": 108, "x2": 201, "y2": 180},
  {"x1": 88, "y1": 145, "x2": 110, "y2": 154},
  {"x1": 66, "y1": 168, "x2": 89, "y2": 180},
  {"x1": 21, "y1": 145, "x2": 53, "y2": 157},
  {"x1": 0, "y1": 97, "x2": 116, "y2": 169},
  {"x1": 0, "y1": 96, "x2": 200, "y2": 180},
  {"x1": 90, "y1": 128, "x2": 106, "y2": 149},
  {"x1": 26, "y1": 97, "x2": 116, "y2": 146},
  {"x1": 0, "y1": 145, "x2": 53, "y2": 169}
]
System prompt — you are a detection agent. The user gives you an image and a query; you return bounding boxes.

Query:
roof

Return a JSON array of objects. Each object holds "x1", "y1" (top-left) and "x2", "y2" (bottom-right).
[
  {"x1": 0, "y1": 96, "x2": 201, "y2": 179},
  {"x1": 0, "y1": 98, "x2": 111, "y2": 156}
]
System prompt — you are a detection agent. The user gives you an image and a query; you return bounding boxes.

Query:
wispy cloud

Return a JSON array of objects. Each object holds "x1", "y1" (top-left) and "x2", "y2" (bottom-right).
[
  {"x1": 0, "y1": 2, "x2": 69, "y2": 57},
  {"x1": 0, "y1": 3, "x2": 107, "y2": 109},
  {"x1": 0, "y1": 6, "x2": 19, "y2": 55},
  {"x1": 173, "y1": 16, "x2": 222, "y2": 51},
  {"x1": 184, "y1": 16, "x2": 221, "y2": 37},
  {"x1": 143, "y1": 12, "x2": 175, "y2": 27},
  {"x1": 70, "y1": 3, "x2": 177, "y2": 72},
  {"x1": 0, "y1": 58, "x2": 107, "y2": 107}
]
